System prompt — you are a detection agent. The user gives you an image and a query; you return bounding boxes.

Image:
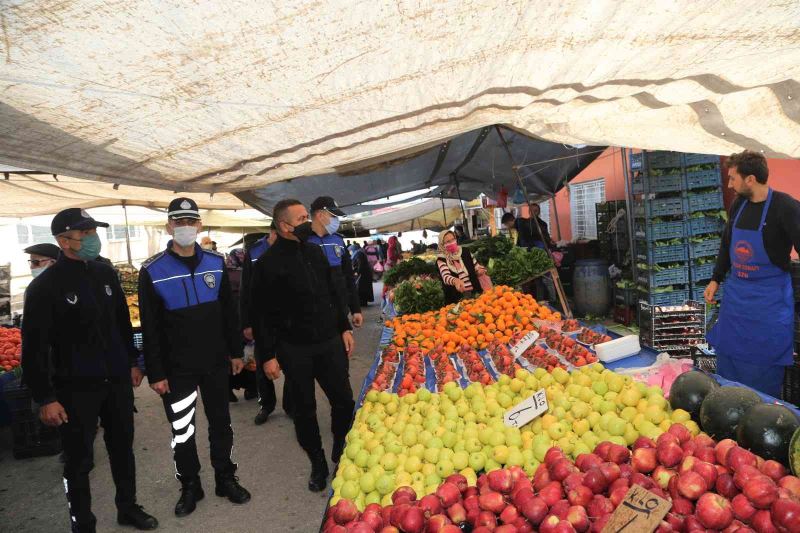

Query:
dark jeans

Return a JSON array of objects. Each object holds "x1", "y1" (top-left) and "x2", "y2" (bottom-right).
[
  {"x1": 277, "y1": 336, "x2": 355, "y2": 454},
  {"x1": 161, "y1": 370, "x2": 236, "y2": 483},
  {"x1": 58, "y1": 380, "x2": 137, "y2": 533},
  {"x1": 256, "y1": 366, "x2": 294, "y2": 415}
]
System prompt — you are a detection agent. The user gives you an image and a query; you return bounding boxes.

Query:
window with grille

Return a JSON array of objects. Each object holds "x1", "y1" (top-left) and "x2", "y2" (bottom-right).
[
  {"x1": 569, "y1": 179, "x2": 606, "y2": 239},
  {"x1": 538, "y1": 200, "x2": 551, "y2": 228},
  {"x1": 106, "y1": 225, "x2": 141, "y2": 241}
]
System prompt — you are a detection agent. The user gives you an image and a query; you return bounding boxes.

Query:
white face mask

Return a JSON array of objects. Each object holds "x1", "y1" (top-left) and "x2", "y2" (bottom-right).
[
  {"x1": 173, "y1": 226, "x2": 198, "y2": 247},
  {"x1": 31, "y1": 267, "x2": 46, "y2": 278}
]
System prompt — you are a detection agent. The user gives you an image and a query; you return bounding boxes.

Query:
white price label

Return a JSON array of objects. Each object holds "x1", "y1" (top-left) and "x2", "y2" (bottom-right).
[
  {"x1": 509, "y1": 331, "x2": 540, "y2": 358},
  {"x1": 504, "y1": 388, "x2": 548, "y2": 428}
]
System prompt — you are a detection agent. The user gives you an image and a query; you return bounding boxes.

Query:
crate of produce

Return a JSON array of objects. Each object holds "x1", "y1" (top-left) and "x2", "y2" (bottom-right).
[
  {"x1": 692, "y1": 282, "x2": 723, "y2": 302},
  {"x1": 614, "y1": 286, "x2": 638, "y2": 306},
  {"x1": 647, "y1": 151, "x2": 683, "y2": 169},
  {"x1": 635, "y1": 220, "x2": 685, "y2": 241},
  {"x1": 636, "y1": 240, "x2": 688, "y2": 264},
  {"x1": 3, "y1": 380, "x2": 62, "y2": 459},
  {"x1": 688, "y1": 191, "x2": 724, "y2": 212},
  {"x1": 638, "y1": 299, "x2": 705, "y2": 356},
  {"x1": 691, "y1": 261, "x2": 715, "y2": 282},
  {"x1": 685, "y1": 167, "x2": 721, "y2": 190},
  {"x1": 637, "y1": 265, "x2": 690, "y2": 288},
  {"x1": 638, "y1": 288, "x2": 691, "y2": 307},
  {"x1": 632, "y1": 173, "x2": 684, "y2": 194},
  {"x1": 634, "y1": 196, "x2": 688, "y2": 218},
  {"x1": 687, "y1": 215, "x2": 724, "y2": 237},
  {"x1": 684, "y1": 153, "x2": 721, "y2": 166},
  {"x1": 689, "y1": 237, "x2": 721, "y2": 259}
]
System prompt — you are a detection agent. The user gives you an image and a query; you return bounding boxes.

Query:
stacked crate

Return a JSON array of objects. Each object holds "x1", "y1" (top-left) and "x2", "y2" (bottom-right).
[{"x1": 630, "y1": 151, "x2": 724, "y2": 307}]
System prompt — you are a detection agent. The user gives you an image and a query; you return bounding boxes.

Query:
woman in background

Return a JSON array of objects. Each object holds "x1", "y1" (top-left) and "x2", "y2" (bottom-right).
[{"x1": 436, "y1": 230, "x2": 488, "y2": 305}]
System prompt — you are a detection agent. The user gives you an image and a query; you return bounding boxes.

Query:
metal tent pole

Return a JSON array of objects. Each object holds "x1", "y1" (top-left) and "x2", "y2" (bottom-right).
[
  {"x1": 122, "y1": 201, "x2": 133, "y2": 266},
  {"x1": 453, "y1": 175, "x2": 470, "y2": 238},
  {"x1": 440, "y1": 195, "x2": 448, "y2": 226},
  {"x1": 550, "y1": 193, "x2": 562, "y2": 241}
]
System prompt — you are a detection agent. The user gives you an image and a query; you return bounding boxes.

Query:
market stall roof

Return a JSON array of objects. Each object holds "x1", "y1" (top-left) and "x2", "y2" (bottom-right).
[
  {"x1": 353, "y1": 199, "x2": 464, "y2": 233},
  {"x1": 0, "y1": 1, "x2": 798, "y2": 199},
  {"x1": 0, "y1": 169, "x2": 245, "y2": 217}
]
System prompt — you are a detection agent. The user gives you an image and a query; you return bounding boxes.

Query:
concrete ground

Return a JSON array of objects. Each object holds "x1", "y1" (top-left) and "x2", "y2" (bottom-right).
[{"x1": 0, "y1": 287, "x2": 384, "y2": 533}]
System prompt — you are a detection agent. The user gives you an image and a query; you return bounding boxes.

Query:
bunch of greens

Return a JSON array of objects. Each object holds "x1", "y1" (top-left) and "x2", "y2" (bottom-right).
[
  {"x1": 467, "y1": 235, "x2": 514, "y2": 266},
  {"x1": 393, "y1": 276, "x2": 445, "y2": 315},
  {"x1": 383, "y1": 257, "x2": 438, "y2": 287},
  {"x1": 488, "y1": 247, "x2": 554, "y2": 287}
]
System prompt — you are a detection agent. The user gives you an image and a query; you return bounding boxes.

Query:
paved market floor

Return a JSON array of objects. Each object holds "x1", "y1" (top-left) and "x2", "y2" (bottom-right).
[{"x1": 0, "y1": 286, "x2": 385, "y2": 533}]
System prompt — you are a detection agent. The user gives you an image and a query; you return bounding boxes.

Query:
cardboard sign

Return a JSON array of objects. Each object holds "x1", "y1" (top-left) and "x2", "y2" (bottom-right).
[
  {"x1": 602, "y1": 485, "x2": 672, "y2": 533},
  {"x1": 503, "y1": 388, "x2": 548, "y2": 428},
  {"x1": 509, "y1": 330, "x2": 540, "y2": 358}
]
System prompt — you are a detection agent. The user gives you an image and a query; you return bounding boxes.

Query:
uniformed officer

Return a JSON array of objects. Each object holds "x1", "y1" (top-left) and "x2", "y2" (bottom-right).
[
  {"x1": 251, "y1": 198, "x2": 356, "y2": 492},
  {"x1": 240, "y1": 226, "x2": 294, "y2": 425},
  {"x1": 307, "y1": 196, "x2": 364, "y2": 328},
  {"x1": 138, "y1": 198, "x2": 250, "y2": 517},
  {"x1": 22, "y1": 208, "x2": 158, "y2": 533}
]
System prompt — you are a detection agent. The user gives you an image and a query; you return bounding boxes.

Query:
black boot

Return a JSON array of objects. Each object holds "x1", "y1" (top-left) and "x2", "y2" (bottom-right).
[
  {"x1": 215, "y1": 474, "x2": 251, "y2": 504},
  {"x1": 254, "y1": 408, "x2": 271, "y2": 425},
  {"x1": 331, "y1": 438, "x2": 345, "y2": 464},
  {"x1": 228, "y1": 390, "x2": 239, "y2": 403},
  {"x1": 117, "y1": 505, "x2": 158, "y2": 530},
  {"x1": 308, "y1": 450, "x2": 330, "y2": 492},
  {"x1": 174, "y1": 479, "x2": 204, "y2": 517}
]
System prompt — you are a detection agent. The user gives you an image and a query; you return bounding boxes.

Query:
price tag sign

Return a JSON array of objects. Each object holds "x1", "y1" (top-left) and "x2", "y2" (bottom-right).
[
  {"x1": 509, "y1": 331, "x2": 540, "y2": 358},
  {"x1": 503, "y1": 388, "x2": 548, "y2": 428},
  {"x1": 602, "y1": 485, "x2": 671, "y2": 533}
]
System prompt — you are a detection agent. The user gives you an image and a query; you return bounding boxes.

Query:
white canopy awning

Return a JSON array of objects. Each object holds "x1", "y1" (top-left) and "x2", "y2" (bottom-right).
[
  {"x1": 0, "y1": 1, "x2": 798, "y2": 202},
  {"x1": 354, "y1": 199, "x2": 463, "y2": 232}
]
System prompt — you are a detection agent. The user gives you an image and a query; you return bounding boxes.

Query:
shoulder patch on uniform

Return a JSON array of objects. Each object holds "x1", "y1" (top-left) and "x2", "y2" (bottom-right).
[{"x1": 141, "y1": 251, "x2": 166, "y2": 269}]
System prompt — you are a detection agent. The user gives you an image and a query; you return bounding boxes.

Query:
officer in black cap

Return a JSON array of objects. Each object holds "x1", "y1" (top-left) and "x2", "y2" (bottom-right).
[
  {"x1": 308, "y1": 196, "x2": 363, "y2": 328},
  {"x1": 138, "y1": 198, "x2": 250, "y2": 518},
  {"x1": 24, "y1": 242, "x2": 60, "y2": 278},
  {"x1": 21, "y1": 208, "x2": 158, "y2": 533}
]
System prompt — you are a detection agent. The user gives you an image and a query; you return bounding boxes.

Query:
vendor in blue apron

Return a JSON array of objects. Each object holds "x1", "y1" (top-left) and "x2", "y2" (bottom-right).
[{"x1": 706, "y1": 150, "x2": 800, "y2": 398}]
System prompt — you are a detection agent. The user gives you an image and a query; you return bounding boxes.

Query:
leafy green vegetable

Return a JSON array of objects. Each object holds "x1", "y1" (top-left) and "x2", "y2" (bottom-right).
[
  {"x1": 467, "y1": 235, "x2": 514, "y2": 266},
  {"x1": 383, "y1": 257, "x2": 438, "y2": 287},
  {"x1": 393, "y1": 276, "x2": 445, "y2": 315},
  {"x1": 488, "y1": 247, "x2": 554, "y2": 287}
]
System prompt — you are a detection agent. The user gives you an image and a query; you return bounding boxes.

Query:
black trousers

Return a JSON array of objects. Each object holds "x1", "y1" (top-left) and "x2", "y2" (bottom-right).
[
  {"x1": 58, "y1": 380, "x2": 137, "y2": 533},
  {"x1": 161, "y1": 370, "x2": 236, "y2": 483},
  {"x1": 277, "y1": 336, "x2": 355, "y2": 454},
  {"x1": 256, "y1": 366, "x2": 295, "y2": 415}
]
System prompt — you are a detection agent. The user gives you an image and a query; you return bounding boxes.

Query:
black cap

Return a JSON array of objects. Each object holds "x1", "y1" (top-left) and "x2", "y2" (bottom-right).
[
  {"x1": 167, "y1": 197, "x2": 201, "y2": 220},
  {"x1": 51, "y1": 208, "x2": 109, "y2": 235},
  {"x1": 24, "y1": 243, "x2": 60, "y2": 260},
  {"x1": 310, "y1": 196, "x2": 346, "y2": 217}
]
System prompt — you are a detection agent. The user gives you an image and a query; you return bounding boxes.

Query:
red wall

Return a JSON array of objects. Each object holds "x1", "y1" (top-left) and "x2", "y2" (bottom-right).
[{"x1": 547, "y1": 148, "x2": 800, "y2": 242}]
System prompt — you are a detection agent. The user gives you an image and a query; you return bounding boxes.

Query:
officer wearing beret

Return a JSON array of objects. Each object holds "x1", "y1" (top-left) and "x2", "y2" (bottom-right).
[{"x1": 22, "y1": 208, "x2": 157, "y2": 533}]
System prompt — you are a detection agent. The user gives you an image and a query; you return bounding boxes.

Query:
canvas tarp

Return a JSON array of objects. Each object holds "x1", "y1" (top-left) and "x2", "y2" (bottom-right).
[
  {"x1": 0, "y1": 1, "x2": 798, "y2": 203},
  {"x1": 352, "y1": 199, "x2": 464, "y2": 232}
]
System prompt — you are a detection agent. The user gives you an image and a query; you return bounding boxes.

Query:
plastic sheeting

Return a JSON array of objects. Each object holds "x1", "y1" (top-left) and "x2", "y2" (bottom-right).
[
  {"x1": 354, "y1": 198, "x2": 463, "y2": 232},
  {"x1": 0, "y1": 1, "x2": 799, "y2": 200}
]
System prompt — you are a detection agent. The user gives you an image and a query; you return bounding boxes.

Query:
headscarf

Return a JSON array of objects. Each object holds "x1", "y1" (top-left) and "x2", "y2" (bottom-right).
[{"x1": 437, "y1": 231, "x2": 465, "y2": 274}]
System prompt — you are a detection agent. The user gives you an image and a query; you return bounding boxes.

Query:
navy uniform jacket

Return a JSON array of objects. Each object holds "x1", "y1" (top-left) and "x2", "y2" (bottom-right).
[
  {"x1": 138, "y1": 243, "x2": 242, "y2": 382},
  {"x1": 307, "y1": 232, "x2": 361, "y2": 315},
  {"x1": 21, "y1": 255, "x2": 138, "y2": 404},
  {"x1": 239, "y1": 237, "x2": 269, "y2": 330}
]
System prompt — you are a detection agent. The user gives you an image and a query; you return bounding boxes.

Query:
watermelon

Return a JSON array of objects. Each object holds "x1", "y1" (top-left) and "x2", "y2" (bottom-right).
[
  {"x1": 669, "y1": 371, "x2": 719, "y2": 422},
  {"x1": 737, "y1": 403, "x2": 800, "y2": 467},
  {"x1": 699, "y1": 386, "x2": 762, "y2": 441}
]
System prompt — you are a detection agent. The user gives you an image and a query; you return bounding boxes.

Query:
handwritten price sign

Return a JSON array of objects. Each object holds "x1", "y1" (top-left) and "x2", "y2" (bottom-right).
[
  {"x1": 503, "y1": 388, "x2": 548, "y2": 428},
  {"x1": 602, "y1": 485, "x2": 671, "y2": 533},
  {"x1": 509, "y1": 330, "x2": 540, "y2": 358}
]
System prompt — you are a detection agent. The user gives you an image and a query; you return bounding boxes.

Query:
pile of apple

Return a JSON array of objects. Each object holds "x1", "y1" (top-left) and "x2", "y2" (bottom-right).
[
  {"x1": 485, "y1": 340, "x2": 520, "y2": 376},
  {"x1": 427, "y1": 344, "x2": 460, "y2": 391},
  {"x1": 519, "y1": 344, "x2": 566, "y2": 373},
  {"x1": 326, "y1": 426, "x2": 800, "y2": 532},
  {"x1": 398, "y1": 344, "x2": 426, "y2": 396},
  {"x1": 455, "y1": 344, "x2": 494, "y2": 385},
  {"x1": 370, "y1": 346, "x2": 401, "y2": 392}
]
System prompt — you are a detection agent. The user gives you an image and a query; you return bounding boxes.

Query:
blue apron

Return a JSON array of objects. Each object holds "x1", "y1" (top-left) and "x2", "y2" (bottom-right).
[{"x1": 707, "y1": 188, "x2": 793, "y2": 397}]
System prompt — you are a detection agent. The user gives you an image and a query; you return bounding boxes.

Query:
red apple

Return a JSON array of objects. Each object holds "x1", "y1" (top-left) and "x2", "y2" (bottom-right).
[
  {"x1": 600, "y1": 462, "x2": 622, "y2": 484},
  {"x1": 514, "y1": 516, "x2": 534, "y2": 533},
  {"x1": 566, "y1": 506, "x2": 590, "y2": 532},
  {"x1": 539, "y1": 481, "x2": 564, "y2": 507},
  {"x1": 594, "y1": 442, "x2": 612, "y2": 461},
  {"x1": 716, "y1": 473, "x2": 739, "y2": 499},
  {"x1": 609, "y1": 487, "x2": 628, "y2": 508},
  {"x1": 653, "y1": 466, "x2": 676, "y2": 490},
  {"x1": 716, "y1": 464, "x2": 731, "y2": 476},
  {"x1": 446, "y1": 502, "x2": 466, "y2": 525},
  {"x1": 671, "y1": 496, "x2": 695, "y2": 516},
  {"x1": 721, "y1": 520, "x2": 744, "y2": 533},
  {"x1": 679, "y1": 456, "x2": 697, "y2": 475},
  {"x1": 667, "y1": 472, "x2": 680, "y2": 500},
  {"x1": 591, "y1": 514, "x2": 610, "y2": 533},
  {"x1": 715, "y1": 439, "x2": 738, "y2": 466},
  {"x1": 479, "y1": 491, "x2": 507, "y2": 514},
  {"x1": 633, "y1": 436, "x2": 657, "y2": 450},
  {"x1": 518, "y1": 495, "x2": 548, "y2": 525},
  {"x1": 567, "y1": 485, "x2": 593, "y2": 508},
  {"x1": 399, "y1": 506, "x2": 425, "y2": 533},
  {"x1": 446, "y1": 473, "x2": 468, "y2": 493},
  {"x1": 575, "y1": 453, "x2": 603, "y2": 473},
  {"x1": 333, "y1": 499, "x2": 360, "y2": 525},
  {"x1": 439, "y1": 526, "x2": 461, "y2": 533},
  {"x1": 751, "y1": 510, "x2": 779, "y2": 533},
  {"x1": 494, "y1": 526, "x2": 518, "y2": 533},
  {"x1": 607, "y1": 444, "x2": 631, "y2": 465},
  {"x1": 655, "y1": 522, "x2": 673, "y2": 533},
  {"x1": 381, "y1": 505, "x2": 394, "y2": 527},
  {"x1": 325, "y1": 524, "x2": 347, "y2": 533},
  {"x1": 464, "y1": 494, "x2": 480, "y2": 512},
  {"x1": 426, "y1": 514, "x2": 451, "y2": 532},
  {"x1": 361, "y1": 511, "x2": 383, "y2": 531},
  {"x1": 657, "y1": 442, "x2": 684, "y2": 468},
  {"x1": 693, "y1": 434, "x2": 715, "y2": 448},
  {"x1": 692, "y1": 460, "x2": 718, "y2": 489},
  {"x1": 668, "y1": 423, "x2": 693, "y2": 444},
  {"x1": 436, "y1": 483, "x2": 462, "y2": 508},
  {"x1": 677, "y1": 471, "x2": 708, "y2": 500},
  {"x1": 771, "y1": 497, "x2": 800, "y2": 532},
  {"x1": 512, "y1": 487, "x2": 534, "y2": 508},
  {"x1": 734, "y1": 464, "x2": 762, "y2": 490},
  {"x1": 665, "y1": 513, "x2": 684, "y2": 531},
  {"x1": 512, "y1": 478, "x2": 533, "y2": 499},
  {"x1": 743, "y1": 475, "x2": 778, "y2": 509},
  {"x1": 554, "y1": 520, "x2": 577, "y2": 533},
  {"x1": 465, "y1": 506, "x2": 480, "y2": 525},
  {"x1": 657, "y1": 432, "x2": 681, "y2": 448},
  {"x1": 488, "y1": 469, "x2": 514, "y2": 494},
  {"x1": 727, "y1": 447, "x2": 758, "y2": 472},
  {"x1": 732, "y1": 493, "x2": 757, "y2": 523},
  {"x1": 550, "y1": 499, "x2": 570, "y2": 520},
  {"x1": 587, "y1": 495, "x2": 613, "y2": 518},
  {"x1": 500, "y1": 504, "x2": 520, "y2": 525},
  {"x1": 539, "y1": 515, "x2": 561, "y2": 533},
  {"x1": 759, "y1": 460, "x2": 786, "y2": 482},
  {"x1": 533, "y1": 465, "x2": 552, "y2": 491},
  {"x1": 682, "y1": 439, "x2": 698, "y2": 457},
  {"x1": 507, "y1": 466, "x2": 525, "y2": 484},
  {"x1": 780, "y1": 475, "x2": 800, "y2": 499},
  {"x1": 550, "y1": 459, "x2": 577, "y2": 482},
  {"x1": 419, "y1": 494, "x2": 442, "y2": 517},
  {"x1": 364, "y1": 503, "x2": 382, "y2": 515},
  {"x1": 545, "y1": 447, "x2": 567, "y2": 466},
  {"x1": 683, "y1": 515, "x2": 705, "y2": 531},
  {"x1": 695, "y1": 492, "x2": 733, "y2": 530},
  {"x1": 379, "y1": 527, "x2": 400, "y2": 533},
  {"x1": 582, "y1": 468, "x2": 608, "y2": 494},
  {"x1": 632, "y1": 447, "x2": 658, "y2": 473},
  {"x1": 472, "y1": 528, "x2": 492, "y2": 533},
  {"x1": 390, "y1": 504, "x2": 410, "y2": 528},
  {"x1": 392, "y1": 486, "x2": 417, "y2": 505},
  {"x1": 475, "y1": 511, "x2": 497, "y2": 530},
  {"x1": 562, "y1": 472, "x2": 585, "y2": 493},
  {"x1": 631, "y1": 472, "x2": 656, "y2": 490},
  {"x1": 694, "y1": 446, "x2": 716, "y2": 465}
]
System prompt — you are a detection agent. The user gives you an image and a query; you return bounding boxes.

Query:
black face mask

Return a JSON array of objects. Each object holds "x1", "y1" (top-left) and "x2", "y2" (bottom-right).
[{"x1": 290, "y1": 221, "x2": 314, "y2": 242}]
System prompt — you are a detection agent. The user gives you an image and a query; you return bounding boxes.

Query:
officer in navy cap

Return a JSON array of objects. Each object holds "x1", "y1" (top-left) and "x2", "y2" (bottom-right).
[
  {"x1": 308, "y1": 196, "x2": 363, "y2": 328},
  {"x1": 138, "y1": 198, "x2": 250, "y2": 518},
  {"x1": 240, "y1": 222, "x2": 294, "y2": 425},
  {"x1": 22, "y1": 208, "x2": 158, "y2": 532}
]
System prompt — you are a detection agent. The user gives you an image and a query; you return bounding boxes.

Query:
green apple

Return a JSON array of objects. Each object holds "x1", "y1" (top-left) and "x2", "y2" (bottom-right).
[
  {"x1": 404, "y1": 455, "x2": 422, "y2": 473},
  {"x1": 380, "y1": 452, "x2": 398, "y2": 471},
  {"x1": 505, "y1": 428, "x2": 523, "y2": 448},
  {"x1": 442, "y1": 431, "x2": 457, "y2": 449},
  {"x1": 423, "y1": 447, "x2": 440, "y2": 464},
  {"x1": 572, "y1": 419, "x2": 590, "y2": 436},
  {"x1": 547, "y1": 422, "x2": 567, "y2": 440},
  {"x1": 507, "y1": 447, "x2": 524, "y2": 467},
  {"x1": 354, "y1": 449, "x2": 370, "y2": 468},
  {"x1": 346, "y1": 441, "x2": 362, "y2": 461},
  {"x1": 479, "y1": 427, "x2": 494, "y2": 445},
  {"x1": 436, "y1": 459, "x2": 454, "y2": 478},
  {"x1": 484, "y1": 458, "x2": 502, "y2": 472},
  {"x1": 341, "y1": 480, "x2": 359, "y2": 500},
  {"x1": 645, "y1": 404, "x2": 665, "y2": 424},
  {"x1": 343, "y1": 463, "x2": 360, "y2": 481},
  {"x1": 422, "y1": 463, "x2": 436, "y2": 476},
  {"x1": 624, "y1": 424, "x2": 639, "y2": 446},
  {"x1": 606, "y1": 374, "x2": 624, "y2": 393},
  {"x1": 552, "y1": 367, "x2": 570, "y2": 384},
  {"x1": 607, "y1": 417, "x2": 627, "y2": 437},
  {"x1": 452, "y1": 450, "x2": 469, "y2": 471},
  {"x1": 378, "y1": 391, "x2": 392, "y2": 404},
  {"x1": 671, "y1": 408, "x2": 691, "y2": 423},
  {"x1": 620, "y1": 406, "x2": 638, "y2": 422},
  {"x1": 402, "y1": 430, "x2": 417, "y2": 447},
  {"x1": 592, "y1": 381, "x2": 608, "y2": 396},
  {"x1": 492, "y1": 445, "x2": 510, "y2": 464},
  {"x1": 599, "y1": 400, "x2": 616, "y2": 414},
  {"x1": 572, "y1": 441, "x2": 591, "y2": 456},
  {"x1": 469, "y1": 452, "x2": 486, "y2": 472},
  {"x1": 360, "y1": 472, "x2": 376, "y2": 493},
  {"x1": 648, "y1": 394, "x2": 668, "y2": 410},
  {"x1": 365, "y1": 491, "x2": 381, "y2": 506}
]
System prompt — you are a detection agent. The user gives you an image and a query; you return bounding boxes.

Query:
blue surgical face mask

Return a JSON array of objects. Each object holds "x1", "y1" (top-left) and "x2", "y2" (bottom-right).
[
  {"x1": 325, "y1": 215, "x2": 340, "y2": 235},
  {"x1": 31, "y1": 267, "x2": 46, "y2": 278},
  {"x1": 75, "y1": 233, "x2": 102, "y2": 261}
]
